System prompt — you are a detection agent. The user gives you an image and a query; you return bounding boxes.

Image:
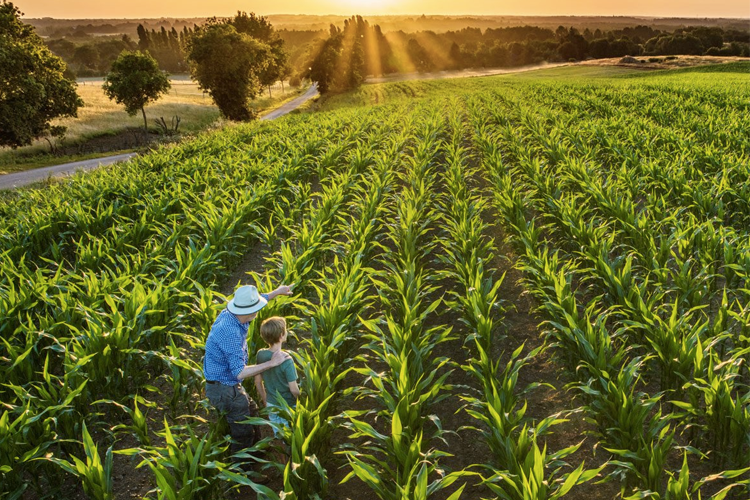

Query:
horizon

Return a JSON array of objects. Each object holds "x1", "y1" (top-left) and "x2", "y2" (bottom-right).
[
  {"x1": 13, "y1": 0, "x2": 750, "y2": 20},
  {"x1": 20, "y1": 13, "x2": 750, "y2": 21}
]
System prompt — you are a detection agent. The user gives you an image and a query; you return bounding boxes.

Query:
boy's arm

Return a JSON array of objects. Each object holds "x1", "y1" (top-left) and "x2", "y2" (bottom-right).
[
  {"x1": 282, "y1": 353, "x2": 299, "y2": 399},
  {"x1": 287, "y1": 380, "x2": 300, "y2": 399},
  {"x1": 254, "y1": 375, "x2": 266, "y2": 406}
]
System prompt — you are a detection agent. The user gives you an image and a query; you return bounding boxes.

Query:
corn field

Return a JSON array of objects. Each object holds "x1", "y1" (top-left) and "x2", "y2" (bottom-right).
[{"x1": 1, "y1": 62, "x2": 749, "y2": 499}]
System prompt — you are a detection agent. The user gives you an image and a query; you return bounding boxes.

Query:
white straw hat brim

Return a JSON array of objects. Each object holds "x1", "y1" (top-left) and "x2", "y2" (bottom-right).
[{"x1": 227, "y1": 295, "x2": 267, "y2": 315}]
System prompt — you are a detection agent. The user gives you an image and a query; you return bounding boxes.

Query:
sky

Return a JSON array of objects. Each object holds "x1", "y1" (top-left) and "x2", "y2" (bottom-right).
[{"x1": 15, "y1": 0, "x2": 750, "y2": 19}]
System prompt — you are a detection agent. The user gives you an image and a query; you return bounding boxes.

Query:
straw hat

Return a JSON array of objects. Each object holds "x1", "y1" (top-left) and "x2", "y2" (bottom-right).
[{"x1": 227, "y1": 285, "x2": 267, "y2": 315}]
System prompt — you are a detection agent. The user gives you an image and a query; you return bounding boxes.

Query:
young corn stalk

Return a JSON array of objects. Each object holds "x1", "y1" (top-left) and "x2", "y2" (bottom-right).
[
  {"x1": 279, "y1": 143, "x2": 400, "y2": 499},
  {"x1": 454, "y1": 98, "x2": 605, "y2": 499},
  {"x1": 341, "y1": 108, "x2": 467, "y2": 499},
  {"x1": 118, "y1": 418, "x2": 229, "y2": 500},
  {"x1": 43, "y1": 422, "x2": 114, "y2": 500},
  {"x1": 0, "y1": 107, "x2": 397, "y2": 498},
  {"x1": 473, "y1": 87, "x2": 750, "y2": 498}
]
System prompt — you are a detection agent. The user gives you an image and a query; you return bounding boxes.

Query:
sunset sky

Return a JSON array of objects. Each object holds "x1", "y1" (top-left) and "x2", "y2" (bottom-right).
[{"x1": 15, "y1": 0, "x2": 750, "y2": 19}]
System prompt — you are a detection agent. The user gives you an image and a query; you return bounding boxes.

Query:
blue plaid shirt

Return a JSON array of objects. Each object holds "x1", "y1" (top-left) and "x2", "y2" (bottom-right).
[{"x1": 203, "y1": 299, "x2": 267, "y2": 385}]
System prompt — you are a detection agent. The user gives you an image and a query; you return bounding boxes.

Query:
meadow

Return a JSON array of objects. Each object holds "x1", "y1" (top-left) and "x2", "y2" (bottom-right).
[
  {"x1": 0, "y1": 62, "x2": 749, "y2": 500},
  {"x1": 0, "y1": 79, "x2": 303, "y2": 174}
]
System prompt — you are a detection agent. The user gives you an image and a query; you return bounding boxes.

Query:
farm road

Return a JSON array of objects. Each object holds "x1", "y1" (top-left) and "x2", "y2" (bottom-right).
[
  {"x1": 261, "y1": 83, "x2": 318, "y2": 121},
  {"x1": 0, "y1": 83, "x2": 319, "y2": 191},
  {"x1": 0, "y1": 153, "x2": 138, "y2": 191}
]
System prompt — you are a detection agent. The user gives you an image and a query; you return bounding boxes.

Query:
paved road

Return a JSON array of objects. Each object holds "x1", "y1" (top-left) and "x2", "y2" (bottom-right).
[
  {"x1": 0, "y1": 83, "x2": 320, "y2": 191},
  {"x1": 261, "y1": 83, "x2": 318, "y2": 121},
  {"x1": 0, "y1": 153, "x2": 138, "y2": 191}
]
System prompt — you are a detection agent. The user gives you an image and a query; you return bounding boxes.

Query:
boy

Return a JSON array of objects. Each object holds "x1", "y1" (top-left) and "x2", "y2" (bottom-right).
[{"x1": 254, "y1": 317, "x2": 300, "y2": 433}]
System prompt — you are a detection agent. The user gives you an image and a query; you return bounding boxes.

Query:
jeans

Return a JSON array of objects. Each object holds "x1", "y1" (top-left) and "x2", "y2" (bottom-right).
[
  {"x1": 266, "y1": 403, "x2": 291, "y2": 438},
  {"x1": 205, "y1": 382, "x2": 261, "y2": 455}
]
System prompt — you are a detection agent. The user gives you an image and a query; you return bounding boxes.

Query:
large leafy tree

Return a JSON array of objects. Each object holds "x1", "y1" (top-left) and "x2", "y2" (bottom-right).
[
  {"x1": 102, "y1": 50, "x2": 171, "y2": 131},
  {"x1": 185, "y1": 17, "x2": 273, "y2": 121},
  {"x1": 230, "y1": 12, "x2": 289, "y2": 95},
  {"x1": 0, "y1": 1, "x2": 82, "y2": 148}
]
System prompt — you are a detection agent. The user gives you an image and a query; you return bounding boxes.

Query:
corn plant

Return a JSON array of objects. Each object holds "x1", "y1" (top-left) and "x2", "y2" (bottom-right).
[
  {"x1": 340, "y1": 415, "x2": 469, "y2": 500},
  {"x1": 622, "y1": 451, "x2": 750, "y2": 500},
  {"x1": 110, "y1": 395, "x2": 153, "y2": 446},
  {"x1": 340, "y1": 111, "x2": 460, "y2": 499},
  {"x1": 674, "y1": 352, "x2": 750, "y2": 468},
  {"x1": 0, "y1": 402, "x2": 63, "y2": 498},
  {"x1": 2, "y1": 56, "x2": 750, "y2": 500},
  {"x1": 120, "y1": 418, "x2": 230, "y2": 500},
  {"x1": 481, "y1": 431, "x2": 603, "y2": 500},
  {"x1": 233, "y1": 130, "x2": 405, "y2": 499},
  {"x1": 43, "y1": 422, "x2": 114, "y2": 500}
]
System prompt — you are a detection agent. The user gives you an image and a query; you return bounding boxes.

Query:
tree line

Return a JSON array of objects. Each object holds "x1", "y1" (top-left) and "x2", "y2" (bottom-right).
[
  {"x1": 44, "y1": 17, "x2": 750, "y2": 83},
  {"x1": 300, "y1": 21, "x2": 749, "y2": 93},
  {"x1": 1, "y1": 3, "x2": 292, "y2": 148},
  {"x1": 40, "y1": 12, "x2": 750, "y2": 90},
  {"x1": 296, "y1": 19, "x2": 748, "y2": 94}
]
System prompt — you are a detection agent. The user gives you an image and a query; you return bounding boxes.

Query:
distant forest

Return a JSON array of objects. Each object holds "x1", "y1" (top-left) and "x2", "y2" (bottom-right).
[
  {"x1": 26, "y1": 14, "x2": 750, "y2": 37},
  {"x1": 30, "y1": 14, "x2": 750, "y2": 80}
]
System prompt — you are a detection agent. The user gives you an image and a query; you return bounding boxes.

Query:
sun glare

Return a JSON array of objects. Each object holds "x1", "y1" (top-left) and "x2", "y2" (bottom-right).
[{"x1": 334, "y1": 0, "x2": 401, "y2": 14}]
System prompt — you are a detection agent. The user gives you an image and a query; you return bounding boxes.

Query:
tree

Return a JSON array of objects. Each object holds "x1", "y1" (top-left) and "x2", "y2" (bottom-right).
[
  {"x1": 488, "y1": 42, "x2": 509, "y2": 67},
  {"x1": 306, "y1": 16, "x2": 381, "y2": 94},
  {"x1": 589, "y1": 38, "x2": 611, "y2": 59},
  {"x1": 258, "y1": 38, "x2": 288, "y2": 96},
  {"x1": 449, "y1": 42, "x2": 462, "y2": 69},
  {"x1": 46, "y1": 37, "x2": 76, "y2": 60},
  {"x1": 347, "y1": 38, "x2": 366, "y2": 88},
  {"x1": 308, "y1": 25, "x2": 342, "y2": 94},
  {"x1": 508, "y1": 42, "x2": 527, "y2": 66},
  {"x1": 557, "y1": 27, "x2": 589, "y2": 61},
  {"x1": 102, "y1": 50, "x2": 171, "y2": 131},
  {"x1": 230, "y1": 12, "x2": 290, "y2": 96},
  {"x1": 406, "y1": 39, "x2": 433, "y2": 72},
  {"x1": 185, "y1": 21, "x2": 271, "y2": 120},
  {"x1": 231, "y1": 11, "x2": 274, "y2": 42},
  {"x1": 72, "y1": 44, "x2": 99, "y2": 72},
  {"x1": 653, "y1": 34, "x2": 704, "y2": 55},
  {"x1": 0, "y1": 1, "x2": 82, "y2": 148}
]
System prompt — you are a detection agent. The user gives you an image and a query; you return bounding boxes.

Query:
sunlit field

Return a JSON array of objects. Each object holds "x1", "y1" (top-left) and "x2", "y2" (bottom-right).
[
  {"x1": 2, "y1": 62, "x2": 749, "y2": 499},
  {"x1": 64, "y1": 79, "x2": 221, "y2": 138},
  {"x1": 0, "y1": 79, "x2": 303, "y2": 173}
]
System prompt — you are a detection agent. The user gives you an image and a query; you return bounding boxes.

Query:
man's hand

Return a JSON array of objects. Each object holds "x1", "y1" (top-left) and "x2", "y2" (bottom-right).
[
  {"x1": 270, "y1": 350, "x2": 291, "y2": 366},
  {"x1": 266, "y1": 284, "x2": 294, "y2": 300}
]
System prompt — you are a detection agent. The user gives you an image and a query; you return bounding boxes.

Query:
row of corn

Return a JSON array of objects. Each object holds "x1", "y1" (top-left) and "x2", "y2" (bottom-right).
[{"x1": 469, "y1": 81, "x2": 749, "y2": 498}]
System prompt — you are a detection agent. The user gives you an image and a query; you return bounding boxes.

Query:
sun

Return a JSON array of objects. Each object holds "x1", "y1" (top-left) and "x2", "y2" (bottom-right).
[{"x1": 333, "y1": 0, "x2": 402, "y2": 14}]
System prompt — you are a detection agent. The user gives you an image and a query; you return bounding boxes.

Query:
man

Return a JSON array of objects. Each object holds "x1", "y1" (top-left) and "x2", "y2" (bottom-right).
[{"x1": 203, "y1": 283, "x2": 293, "y2": 465}]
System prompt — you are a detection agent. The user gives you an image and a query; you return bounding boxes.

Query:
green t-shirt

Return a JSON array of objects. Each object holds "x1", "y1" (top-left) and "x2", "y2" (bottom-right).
[{"x1": 256, "y1": 349, "x2": 298, "y2": 408}]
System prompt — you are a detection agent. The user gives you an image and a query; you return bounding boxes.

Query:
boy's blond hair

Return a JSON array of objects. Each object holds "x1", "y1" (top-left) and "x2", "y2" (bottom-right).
[{"x1": 260, "y1": 316, "x2": 287, "y2": 345}]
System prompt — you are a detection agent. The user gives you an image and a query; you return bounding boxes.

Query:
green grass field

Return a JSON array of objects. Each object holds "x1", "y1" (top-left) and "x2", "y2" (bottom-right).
[{"x1": 1, "y1": 63, "x2": 749, "y2": 500}]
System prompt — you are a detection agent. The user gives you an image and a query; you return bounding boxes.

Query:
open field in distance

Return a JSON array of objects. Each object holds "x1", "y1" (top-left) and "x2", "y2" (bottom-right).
[{"x1": 0, "y1": 79, "x2": 304, "y2": 174}]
